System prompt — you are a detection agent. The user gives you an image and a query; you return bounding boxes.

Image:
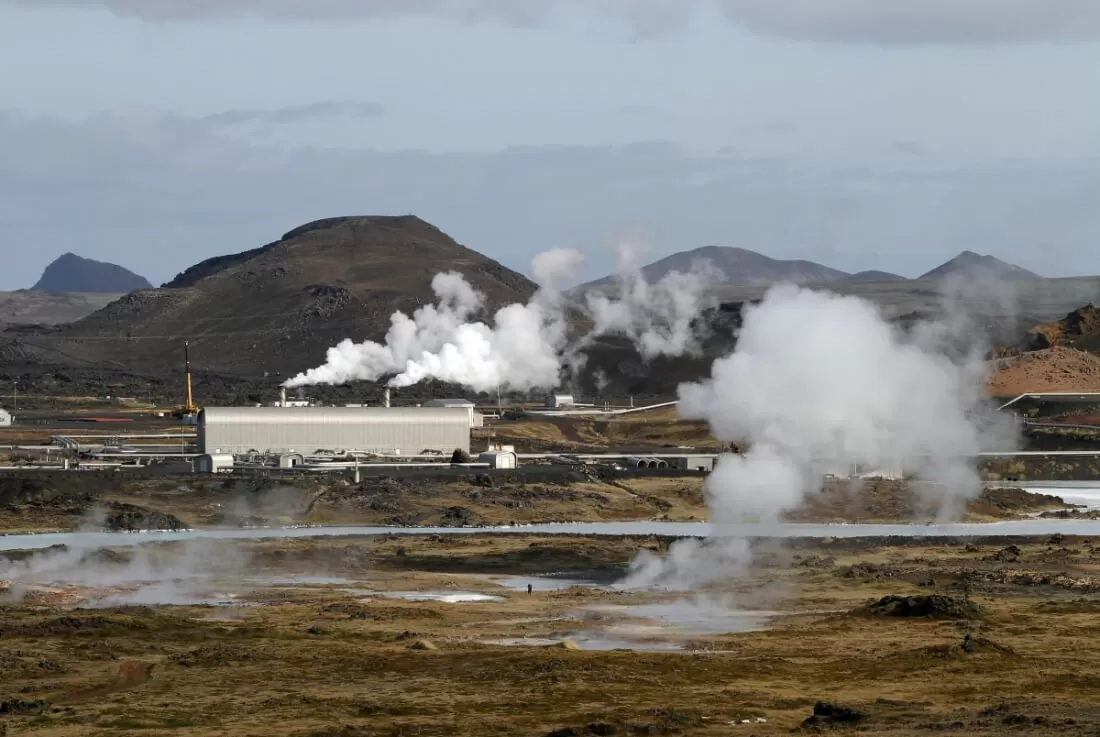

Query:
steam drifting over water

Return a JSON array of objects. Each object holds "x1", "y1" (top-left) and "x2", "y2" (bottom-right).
[
  {"x1": 284, "y1": 240, "x2": 722, "y2": 391},
  {"x1": 623, "y1": 282, "x2": 1017, "y2": 590}
]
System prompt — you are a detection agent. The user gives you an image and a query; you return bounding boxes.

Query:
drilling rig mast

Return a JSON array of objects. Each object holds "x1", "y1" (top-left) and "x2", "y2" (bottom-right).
[{"x1": 173, "y1": 340, "x2": 201, "y2": 421}]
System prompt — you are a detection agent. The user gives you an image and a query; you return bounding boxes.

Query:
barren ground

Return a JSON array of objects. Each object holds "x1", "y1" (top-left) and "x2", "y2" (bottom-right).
[
  {"x1": 0, "y1": 471, "x2": 1072, "y2": 535},
  {"x1": 4, "y1": 533, "x2": 1100, "y2": 735}
]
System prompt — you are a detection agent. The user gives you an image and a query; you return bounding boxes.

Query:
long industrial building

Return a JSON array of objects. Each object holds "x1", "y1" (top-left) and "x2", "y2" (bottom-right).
[{"x1": 198, "y1": 406, "x2": 474, "y2": 456}]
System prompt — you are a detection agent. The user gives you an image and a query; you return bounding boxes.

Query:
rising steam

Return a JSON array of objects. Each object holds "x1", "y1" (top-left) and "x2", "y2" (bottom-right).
[
  {"x1": 285, "y1": 241, "x2": 720, "y2": 392},
  {"x1": 584, "y1": 240, "x2": 723, "y2": 360},
  {"x1": 624, "y1": 282, "x2": 1016, "y2": 590}
]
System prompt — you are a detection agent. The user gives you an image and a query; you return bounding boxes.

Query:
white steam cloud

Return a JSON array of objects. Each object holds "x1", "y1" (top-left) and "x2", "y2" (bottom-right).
[
  {"x1": 623, "y1": 282, "x2": 1016, "y2": 590},
  {"x1": 584, "y1": 241, "x2": 723, "y2": 360},
  {"x1": 285, "y1": 242, "x2": 719, "y2": 392},
  {"x1": 0, "y1": 539, "x2": 251, "y2": 608}
]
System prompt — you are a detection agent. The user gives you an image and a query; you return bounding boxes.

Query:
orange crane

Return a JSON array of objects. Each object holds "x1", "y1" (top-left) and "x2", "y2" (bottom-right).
[{"x1": 172, "y1": 340, "x2": 201, "y2": 421}]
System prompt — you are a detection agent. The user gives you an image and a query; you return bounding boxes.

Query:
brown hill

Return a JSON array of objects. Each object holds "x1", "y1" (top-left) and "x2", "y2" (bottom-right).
[
  {"x1": 1026, "y1": 304, "x2": 1100, "y2": 353},
  {"x1": 1, "y1": 216, "x2": 537, "y2": 379},
  {"x1": 988, "y1": 346, "x2": 1100, "y2": 396}
]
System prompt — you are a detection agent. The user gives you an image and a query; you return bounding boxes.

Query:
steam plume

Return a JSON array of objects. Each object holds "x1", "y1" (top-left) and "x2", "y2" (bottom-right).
[
  {"x1": 623, "y1": 282, "x2": 1015, "y2": 589},
  {"x1": 286, "y1": 242, "x2": 719, "y2": 392},
  {"x1": 584, "y1": 240, "x2": 722, "y2": 359}
]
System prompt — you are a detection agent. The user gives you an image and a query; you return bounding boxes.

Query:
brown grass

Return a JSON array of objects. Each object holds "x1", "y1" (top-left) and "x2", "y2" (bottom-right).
[{"x1": 5, "y1": 534, "x2": 1100, "y2": 735}]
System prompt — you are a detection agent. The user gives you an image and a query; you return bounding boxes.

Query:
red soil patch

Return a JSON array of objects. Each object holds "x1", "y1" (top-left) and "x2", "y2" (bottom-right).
[{"x1": 989, "y1": 347, "x2": 1100, "y2": 396}]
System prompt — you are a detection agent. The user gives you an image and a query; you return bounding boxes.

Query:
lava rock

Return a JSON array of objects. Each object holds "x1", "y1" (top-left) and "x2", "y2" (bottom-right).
[{"x1": 801, "y1": 701, "x2": 863, "y2": 729}]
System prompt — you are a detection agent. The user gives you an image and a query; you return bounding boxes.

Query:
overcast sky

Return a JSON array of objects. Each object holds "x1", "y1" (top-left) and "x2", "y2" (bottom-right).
[{"x1": 2, "y1": 0, "x2": 1099, "y2": 289}]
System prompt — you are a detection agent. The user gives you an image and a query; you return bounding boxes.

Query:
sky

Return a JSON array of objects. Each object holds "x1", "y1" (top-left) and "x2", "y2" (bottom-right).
[{"x1": 1, "y1": 0, "x2": 1100, "y2": 289}]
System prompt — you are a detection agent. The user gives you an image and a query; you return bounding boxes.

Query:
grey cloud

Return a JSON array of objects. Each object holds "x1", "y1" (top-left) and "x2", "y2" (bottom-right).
[
  {"x1": 1, "y1": 110, "x2": 1098, "y2": 291},
  {"x1": 716, "y1": 0, "x2": 1100, "y2": 44},
  {"x1": 199, "y1": 101, "x2": 386, "y2": 127},
  {"x1": 6, "y1": 0, "x2": 1100, "y2": 42},
  {"x1": 612, "y1": 104, "x2": 657, "y2": 117}
]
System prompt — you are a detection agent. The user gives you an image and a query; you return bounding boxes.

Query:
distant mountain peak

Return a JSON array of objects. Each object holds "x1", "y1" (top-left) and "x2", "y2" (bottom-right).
[
  {"x1": 841, "y1": 270, "x2": 907, "y2": 283},
  {"x1": 583, "y1": 245, "x2": 849, "y2": 288},
  {"x1": 31, "y1": 253, "x2": 152, "y2": 294},
  {"x1": 920, "y1": 251, "x2": 1039, "y2": 281}
]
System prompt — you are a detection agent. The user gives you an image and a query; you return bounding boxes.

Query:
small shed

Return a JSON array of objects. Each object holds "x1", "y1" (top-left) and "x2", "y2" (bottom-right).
[
  {"x1": 196, "y1": 454, "x2": 234, "y2": 474},
  {"x1": 278, "y1": 453, "x2": 305, "y2": 469},
  {"x1": 547, "y1": 394, "x2": 575, "y2": 409},
  {"x1": 479, "y1": 450, "x2": 518, "y2": 470}
]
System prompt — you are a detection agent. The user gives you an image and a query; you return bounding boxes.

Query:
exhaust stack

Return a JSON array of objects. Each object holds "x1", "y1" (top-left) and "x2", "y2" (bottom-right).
[
  {"x1": 280, "y1": 386, "x2": 287, "y2": 407},
  {"x1": 384, "y1": 387, "x2": 391, "y2": 408}
]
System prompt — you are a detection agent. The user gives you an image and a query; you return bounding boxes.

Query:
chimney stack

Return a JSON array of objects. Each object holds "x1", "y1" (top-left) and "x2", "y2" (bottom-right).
[
  {"x1": 384, "y1": 387, "x2": 391, "y2": 408},
  {"x1": 280, "y1": 386, "x2": 287, "y2": 407}
]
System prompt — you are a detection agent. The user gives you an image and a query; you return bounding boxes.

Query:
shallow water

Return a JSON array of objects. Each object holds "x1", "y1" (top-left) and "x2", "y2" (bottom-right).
[
  {"x1": 243, "y1": 574, "x2": 358, "y2": 586},
  {"x1": 8, "y1": 518, "x2": 1100, "y2": 552},
  {"x1": 608, "y1": 601, "x2": 779, "y2": 635},
  {"x1": 484, "y1": 636, "x2": 684, "y2": 653},
  {"x1": 361, "y1": 590, "x2": 505, "y2": 603},
  {"x1": 491, "y1": 575, "x2": 604, "y2": 592}
]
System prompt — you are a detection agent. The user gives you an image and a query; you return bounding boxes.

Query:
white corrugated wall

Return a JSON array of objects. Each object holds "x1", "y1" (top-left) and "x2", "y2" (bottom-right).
[{"x1": 199, "y1": 407, "x2": 472, "y2": 455}]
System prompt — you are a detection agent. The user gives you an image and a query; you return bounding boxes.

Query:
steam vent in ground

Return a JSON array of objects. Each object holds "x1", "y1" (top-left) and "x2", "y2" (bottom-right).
[{"x1": 5, "y1": 216, "x2": 538, "y2": 379}]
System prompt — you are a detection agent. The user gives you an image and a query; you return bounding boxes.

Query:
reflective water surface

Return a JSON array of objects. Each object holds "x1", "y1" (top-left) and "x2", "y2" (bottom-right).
[{"x1": 6, "y1": 518, "x2": 1100, "y2": 552}]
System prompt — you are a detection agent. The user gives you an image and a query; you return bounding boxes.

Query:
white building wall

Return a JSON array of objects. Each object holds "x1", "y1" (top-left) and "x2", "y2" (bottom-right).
[
  {"x1": 0, "y1": 409, "x2": 11, "y2": 427},
  {"x1": 198, "y1": 406, "x2": 472, "y2": 456}
]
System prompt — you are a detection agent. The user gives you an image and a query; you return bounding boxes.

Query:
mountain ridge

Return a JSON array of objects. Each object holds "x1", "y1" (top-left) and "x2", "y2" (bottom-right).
[
  {"x1": 584, "y1": 247, "x2": 1038, "y2": 287},
  {"x1": 7, "y1": 216, "x2": 538, "y2": 378}
]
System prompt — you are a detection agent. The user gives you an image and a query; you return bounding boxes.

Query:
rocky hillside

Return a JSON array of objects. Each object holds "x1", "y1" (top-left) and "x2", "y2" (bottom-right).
[
  {"x1": 1026, "y1": 304, "x2": 1100, "y2": 353},
  {"x1": 31, "y1": 253, "x2": 151, "y2": 293},
  {"x1": 3, "y1": 216, "x2": 537, "y2": 379},
  {"x1": 585, "y1": 246, "x2": 849, "y2": 287},
  {"x1": 0, "y1": 291, "x2": 121, "y2": 326},
  {"x1": 919, "y1": 251, "x2": 1039, "y2": 281}
]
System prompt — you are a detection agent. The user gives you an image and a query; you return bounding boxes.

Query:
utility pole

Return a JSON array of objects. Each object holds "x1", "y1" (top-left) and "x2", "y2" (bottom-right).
[{"x1": 13, "y1": 380, "x2": 17, "y2": 412}]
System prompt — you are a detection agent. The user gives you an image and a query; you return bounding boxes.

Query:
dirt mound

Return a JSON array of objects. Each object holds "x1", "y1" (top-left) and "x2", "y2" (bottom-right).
[
  {"x1": 986, "y1": 545, "x2": 1022, "y2": 563},
  {"x1": 3, "y1": 216, "x2": 537, "y2": 378},
  {"x1": 1027, "y1": 304, "x2": 1100, "y2": 352},
  {"x1": 859, "y1": 595, "x2": 982, "y2": 619},
  {"x1": 989, "y1": 346, "x2": 1100, "y2": 396}
]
